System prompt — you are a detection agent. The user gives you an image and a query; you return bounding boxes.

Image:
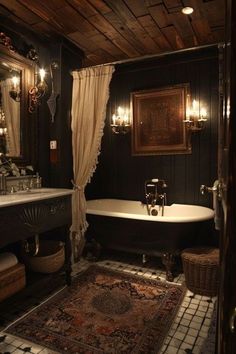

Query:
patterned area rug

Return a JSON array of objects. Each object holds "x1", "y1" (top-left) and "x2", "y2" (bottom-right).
[{"x1": 6, "y1": 265, "x2": 186, "y2": 354}]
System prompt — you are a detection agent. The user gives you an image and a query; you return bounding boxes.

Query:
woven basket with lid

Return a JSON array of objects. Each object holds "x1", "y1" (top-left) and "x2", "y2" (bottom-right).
[{"x1": 181, "y1": 247, "x2": 219, "y2": 297}]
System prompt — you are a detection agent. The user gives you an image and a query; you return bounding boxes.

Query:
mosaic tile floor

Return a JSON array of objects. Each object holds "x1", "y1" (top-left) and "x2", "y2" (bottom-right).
[{"x1": 0, "y1": 253, "x2": 217, "y2": 354}]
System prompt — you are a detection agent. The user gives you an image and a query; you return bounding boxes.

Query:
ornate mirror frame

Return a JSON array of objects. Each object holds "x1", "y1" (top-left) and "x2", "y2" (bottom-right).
[{"x1": 0, "y1": 43, "x2": 36, "y2": 166}]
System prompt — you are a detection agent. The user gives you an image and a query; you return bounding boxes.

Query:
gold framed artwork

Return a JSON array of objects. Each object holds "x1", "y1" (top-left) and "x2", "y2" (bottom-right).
[{"x1": 131, "y1": 84, "x2": 191, "y2": 155}]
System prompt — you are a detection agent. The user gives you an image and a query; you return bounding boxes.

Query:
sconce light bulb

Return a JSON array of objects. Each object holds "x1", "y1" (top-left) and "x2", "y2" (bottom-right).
[
  {"x1": 192, "y1": 99, "x2": 198, "y2": 109},
  {"x1": 12, "y1": 76, "x2": 19, "y2": 88},
  {"x1": 192, "y1": 99, "x2": 200, "y2": 118},
  {"x1": 186, "y1": 108, "x2": 191, "y2": 120},
  {"x1": 112, "y1": 114, "x2": 116, "y2": 125},
  {"x1": 117, "y1": 106, "x2": 124, "y2": 116},
  {"x1": 200, "y1": 107, "x2": 207, "y2": 119},
  {"x1": 123, "y1": 114, "x2": 128, "y2": 124},
  {"x1": 39, "y1": 68, "x2": 46, "y2": 82},
  {"x1": 0, "y1": 127, "x2": 7, "y2": 136}
]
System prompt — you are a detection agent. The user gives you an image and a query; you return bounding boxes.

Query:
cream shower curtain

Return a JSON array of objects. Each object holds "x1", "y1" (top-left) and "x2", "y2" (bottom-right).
[{"x1": 71, "y1": 65, "x2": 115, "y2": 260}]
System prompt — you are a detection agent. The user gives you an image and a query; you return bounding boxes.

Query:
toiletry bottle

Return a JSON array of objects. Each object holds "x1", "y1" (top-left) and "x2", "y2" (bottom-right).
[{"x1": 35, "y1": 172, "x2": 42, "y2": 188}]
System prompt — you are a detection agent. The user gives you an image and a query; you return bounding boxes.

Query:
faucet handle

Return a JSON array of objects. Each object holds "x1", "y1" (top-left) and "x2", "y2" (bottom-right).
[
  {"x1": 29, "y1": 178, "x2": 35, "y2": 188},
  {"x1": 35, "y1": 173, "x2": 42, "y2": 188},
  {"x1": 10, "y1": 186, "x2": 17, "y2": 193},
  {"x1": 200, "y1": 184, "x2": 214, "y2": 195}
]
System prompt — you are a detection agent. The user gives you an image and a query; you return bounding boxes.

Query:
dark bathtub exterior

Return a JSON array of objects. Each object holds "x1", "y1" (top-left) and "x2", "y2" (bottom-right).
[{"x1": 85, "y1": 211, "x2": 218, "y2": 281}]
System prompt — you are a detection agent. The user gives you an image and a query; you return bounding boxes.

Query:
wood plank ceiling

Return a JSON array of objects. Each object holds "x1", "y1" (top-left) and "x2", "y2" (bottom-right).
[{"x1": 0, "y1": 0, "x2": 225, "y2": 67}]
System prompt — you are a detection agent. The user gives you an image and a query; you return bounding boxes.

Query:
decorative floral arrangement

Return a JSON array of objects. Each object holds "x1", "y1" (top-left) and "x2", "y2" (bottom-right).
[{"x1": 0, "y1": 155, "x2": 34, "y2": 177}]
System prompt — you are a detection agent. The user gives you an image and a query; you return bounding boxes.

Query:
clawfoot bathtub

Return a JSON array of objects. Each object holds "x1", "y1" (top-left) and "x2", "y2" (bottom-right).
[{"x1": 85, "y1": 199, "x2": 216, "y2": 281}]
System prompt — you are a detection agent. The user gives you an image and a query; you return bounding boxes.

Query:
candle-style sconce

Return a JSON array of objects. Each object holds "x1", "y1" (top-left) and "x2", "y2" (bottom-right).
[
  {"x1": 9, "y1": 75, "x2": 21, "y2": 102},
  {"x1": 183, "y1": 95, "x2": 208, "y2": 132},
  {"x1": 0, "y1": 103, "x2": 7, "y2": 155},
  {"x1": 0, "y1": 104, "x2": 7, "y2": 137},
  {"x1": 28, "y1": 67, "x2": 47, "y2": 113},
  {"x1": 111, "y1": 106, "x2": 130, "y2": 134}
]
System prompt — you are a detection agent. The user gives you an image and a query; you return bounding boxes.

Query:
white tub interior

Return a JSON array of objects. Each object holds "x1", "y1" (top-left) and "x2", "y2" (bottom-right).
[{"x1": 86, "y1": 199, "x2": 214, "y2": 223}]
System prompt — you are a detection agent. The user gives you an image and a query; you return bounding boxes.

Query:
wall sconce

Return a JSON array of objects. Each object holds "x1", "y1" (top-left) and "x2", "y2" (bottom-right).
[
  {"x1": 9, "y1": 75, "x2": 21, "y2": 102},
  {"x1": 28, "y1": 68, "x2": 47, "y2": 113},
  {"x1": 0, "y1": 127, "x2": 7, "y2": 136},
  {"x1": 111, "y1": 106, "x2": 130, "y2": 134},
  {"x1": 0, "y1": 104, "x2": 7, "y2": 136},
  {"x1": 183, "y1": 95, "x2": 207, "y2": 132}
]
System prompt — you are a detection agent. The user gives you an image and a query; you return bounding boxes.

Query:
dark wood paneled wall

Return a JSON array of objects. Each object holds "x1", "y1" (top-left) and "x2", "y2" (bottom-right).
[
  {"x1": 48, "y1": 39, "x2": 84, "y2": 188},
  {"x1": 0, "y1": 19, "x2": 83, "y2": 188},
  {"x1": 36, "y1": 39, "x2": 83, "y2": 188},
  {"x1": 86, "y1": 47, "x2": 219, "y2": 208}
]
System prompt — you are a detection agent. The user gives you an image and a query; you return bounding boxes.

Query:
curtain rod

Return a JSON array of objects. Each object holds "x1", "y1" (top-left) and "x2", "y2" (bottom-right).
[{"x1": 72, "y1": 43, "x2": 222, "y2": 72}]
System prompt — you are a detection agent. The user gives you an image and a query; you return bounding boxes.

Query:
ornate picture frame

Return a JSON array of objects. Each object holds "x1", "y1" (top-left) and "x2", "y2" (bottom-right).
[{"x1": 131, "y1": 84, "x2": 191, "y2": 155}]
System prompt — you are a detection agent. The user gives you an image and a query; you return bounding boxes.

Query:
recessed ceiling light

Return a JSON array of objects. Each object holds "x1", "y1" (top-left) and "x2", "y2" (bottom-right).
[{"x1": 181, "y1": 6, "x2": 194, "y2": 15}]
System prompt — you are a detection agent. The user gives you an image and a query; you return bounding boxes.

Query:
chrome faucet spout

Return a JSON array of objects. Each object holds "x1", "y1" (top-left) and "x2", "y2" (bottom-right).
[{"x1": 144, "y1": 179, "x2": 167, "y2": 216}]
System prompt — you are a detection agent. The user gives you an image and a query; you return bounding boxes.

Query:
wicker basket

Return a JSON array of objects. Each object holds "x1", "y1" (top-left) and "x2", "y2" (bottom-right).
[
  {"x1": 181, "y1": 247, "x2": 219, "y2": 297},
  {"x1": 0, "y1": 263, "x2": 26, "y2": 302},
  {"x1": 23, "y1": 240, "x2": 65, "y2": 274}
]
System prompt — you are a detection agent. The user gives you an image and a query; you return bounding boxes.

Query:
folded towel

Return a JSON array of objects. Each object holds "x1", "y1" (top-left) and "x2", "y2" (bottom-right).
[{"x1": 0, "y1": 252, "x2": 18, "y2": 273}]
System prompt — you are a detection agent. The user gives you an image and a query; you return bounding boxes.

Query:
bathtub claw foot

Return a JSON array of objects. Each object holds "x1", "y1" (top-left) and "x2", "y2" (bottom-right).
[{"x1": 161, "y1": 253, "x2": 175, "y2": 282}]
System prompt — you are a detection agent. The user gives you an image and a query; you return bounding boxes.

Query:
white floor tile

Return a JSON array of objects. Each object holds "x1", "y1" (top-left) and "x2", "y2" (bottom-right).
[{"x1": 0, "y1": 254, "x2": 217, "y2": 354}]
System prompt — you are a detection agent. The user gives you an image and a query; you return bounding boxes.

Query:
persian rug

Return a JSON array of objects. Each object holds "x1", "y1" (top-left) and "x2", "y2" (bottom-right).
[{"x1": 6, "y1": 265, "x2": 186, "y2": 354}]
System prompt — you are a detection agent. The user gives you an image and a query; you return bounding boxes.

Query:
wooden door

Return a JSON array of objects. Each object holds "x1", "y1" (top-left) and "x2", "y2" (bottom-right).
[{"x1": 217, "y1": 0, "x2": 236, "y2": 352}]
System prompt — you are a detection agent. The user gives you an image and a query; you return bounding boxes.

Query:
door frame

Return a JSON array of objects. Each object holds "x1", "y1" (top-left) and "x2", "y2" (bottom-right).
[{"x1": 218, "y1": 0, "x2": 236, "y2": 352}]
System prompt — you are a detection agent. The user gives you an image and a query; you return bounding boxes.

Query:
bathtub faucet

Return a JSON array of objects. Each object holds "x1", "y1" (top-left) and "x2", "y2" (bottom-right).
[
  {"x1": 158, "y1": 193, "x2": 167, "y2": 216},
  {"x1": 146, "y1": 192, "x2": 157, "y2": 207},
  {"x1": 144, "y1": 178, "x2": 167, "y2": 216}
]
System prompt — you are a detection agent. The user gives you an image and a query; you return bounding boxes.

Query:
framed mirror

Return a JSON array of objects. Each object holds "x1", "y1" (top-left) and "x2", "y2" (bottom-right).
[{"x1": 0, "y1": 44, "x2": 36, "y2": 165}]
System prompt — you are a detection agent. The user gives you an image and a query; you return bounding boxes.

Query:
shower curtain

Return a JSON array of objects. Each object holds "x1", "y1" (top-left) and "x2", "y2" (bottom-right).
[{"x1": 71, "y1": 64, "x2": 115, "y2": 261}]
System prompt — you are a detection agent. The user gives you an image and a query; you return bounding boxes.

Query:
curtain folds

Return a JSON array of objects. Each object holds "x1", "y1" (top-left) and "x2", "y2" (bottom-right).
[{"x1": 71, "y1": 65, "x2": 115, "y2": 260}]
